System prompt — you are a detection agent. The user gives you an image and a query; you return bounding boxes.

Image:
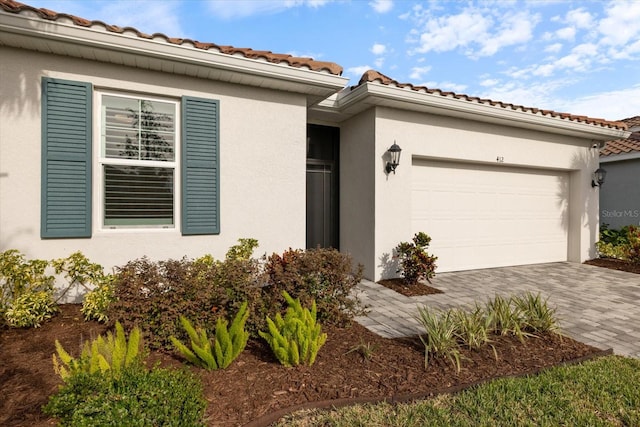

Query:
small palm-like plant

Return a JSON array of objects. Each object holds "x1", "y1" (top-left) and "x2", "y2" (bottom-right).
[
  {"x1": 170, "y1": 302, "x2": 249, "y2": 370},
  {"x1": 416, "y1": 306, "x2": 461, "y2": 372}
]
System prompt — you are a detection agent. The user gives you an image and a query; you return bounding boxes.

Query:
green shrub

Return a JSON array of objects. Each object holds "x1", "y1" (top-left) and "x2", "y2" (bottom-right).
[
  {"x1": 107, "y1": 241, "x2": 263, "y2": 350},
  {"x1": 53, "y1": 321, "x2": 142, "y2": 380},
  {"x1": 81, "y1": 274, "x2": 116, "y2": 322},
  {"x1": 225, "y1": 238, "x2": 259, "y2": 261},
  {"x1": 416, "y1": 306, "x2": 461, "y2": 371},
  {"x1": 259, "y1": 291, "x2": 327, "y2": 367},
  {"x1": 597, "y1": 224, "x2": 640, "y2": 263},
  {"x1": 263, "y1": 247, "x2": 364, "y2": 327},
  {"x1": 52, "y1": 251, "x2": 107, "y2": 303},
  {"x1": 4, "y1": 290, "x2": 57, "y2": 328},
  {"x1": 394, "y1": 232, "x2": 438, "y2": 285},
  {"x1": 43, "y1": 366, "x2": 206, "y2": 426},
  {"x1": 600, "y1": 223, "x2": 631, "y2": 246},
  {"x1": 596, "y1": 241, "x2": 628, "y2": 260},
  {"x1": 0, "y1": 249, "x2": 55, "y2": 327},
  {"x1": 171, "y1": 302, "x2": 249, "y2": 370}
]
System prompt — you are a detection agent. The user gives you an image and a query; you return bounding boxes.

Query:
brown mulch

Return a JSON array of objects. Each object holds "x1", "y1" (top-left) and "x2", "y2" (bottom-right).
[
  {"x1": 0, "y1": 305, "x2": 606, "y2": 427},
  {"x1": 377, "y1": 278, "x2": 443, "y2": 297},
  {"x1": 585, "y1": 258, "x2": 640, "y2": 274}
]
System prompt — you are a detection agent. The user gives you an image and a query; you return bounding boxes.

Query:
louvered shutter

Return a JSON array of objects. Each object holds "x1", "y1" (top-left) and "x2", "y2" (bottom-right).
[
  {"x1": 41, "y1": 78, "x2": 92, "y2": 238},
  {"x1": 181, "y1": 97, "x2": 219, "y2": 235}
]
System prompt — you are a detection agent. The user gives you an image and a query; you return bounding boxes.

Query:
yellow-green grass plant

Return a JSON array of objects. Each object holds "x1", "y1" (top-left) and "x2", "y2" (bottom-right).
[
  {"x1": 416, "y1": 306, "x2": 462, "y2": 372},
  {"x1": 483, "y1": 294, "x2": 529, "y2": 342},
  {"x1": 170, "y1": 301, "x2": 249, "y2": 370},
  {"x1": 259, "y1": 291, "x2": 327, "y2": 367},
  {"x1": 512, "y1": 291, "x2": 560, "y2": 334},
  {"x1": 53, "y1": 321, "x2": 142, "y2": 380}
]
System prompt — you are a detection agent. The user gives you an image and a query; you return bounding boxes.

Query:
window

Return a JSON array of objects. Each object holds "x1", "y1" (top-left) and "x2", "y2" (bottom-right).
[
  {"x1": 100, "y1": 94, "x2": 177, "y2": 228},
  {"x1": 41, "y1": 77, "x2": 220, "y2": 239}
]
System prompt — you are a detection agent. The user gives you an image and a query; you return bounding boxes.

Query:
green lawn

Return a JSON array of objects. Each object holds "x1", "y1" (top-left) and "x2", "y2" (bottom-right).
[{"x1": 277, "y1": 355, "x2": 640, "y2": 426}]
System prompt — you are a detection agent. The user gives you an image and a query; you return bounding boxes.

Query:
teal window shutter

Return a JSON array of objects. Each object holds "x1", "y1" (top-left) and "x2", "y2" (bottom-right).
[
  {"x1": 41, "y1": 78, "x2": 92, "y2": 238},
  {"x1": 181, "y1": 97, "x2": 220, "y2": 235}
]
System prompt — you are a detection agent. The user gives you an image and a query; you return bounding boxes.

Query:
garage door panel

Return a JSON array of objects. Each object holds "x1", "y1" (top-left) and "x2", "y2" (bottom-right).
[{"x1": 411, "y1": 159, "x2": 569, "y2": 272}]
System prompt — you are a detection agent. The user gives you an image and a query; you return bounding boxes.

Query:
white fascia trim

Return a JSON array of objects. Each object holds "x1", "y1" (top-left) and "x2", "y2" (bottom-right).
[
  {"x1": 600, "y1": 151, "x2": 640, "y2": 163},
  {"x1": 0, "y1": 12, "x2": 348, "y2": 94},
  {"x1": 336, "y1": 83, "x2": 631, "y2": 141}
]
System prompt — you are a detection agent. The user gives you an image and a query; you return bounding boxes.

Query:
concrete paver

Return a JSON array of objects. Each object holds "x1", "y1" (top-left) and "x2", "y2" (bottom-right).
[{"x1": 354, "y1": 262, "x2": 640, "y2": 358}]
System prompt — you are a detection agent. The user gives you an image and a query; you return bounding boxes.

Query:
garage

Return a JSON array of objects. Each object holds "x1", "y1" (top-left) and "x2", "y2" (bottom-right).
[{"x1": 411, "y1": 158, "x2": 569, "y2": 272}]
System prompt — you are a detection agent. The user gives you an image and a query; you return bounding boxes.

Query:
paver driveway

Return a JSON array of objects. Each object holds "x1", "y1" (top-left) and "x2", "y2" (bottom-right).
[{"x1": 355, "y1": 262, "x2": 640, "y2": 358}]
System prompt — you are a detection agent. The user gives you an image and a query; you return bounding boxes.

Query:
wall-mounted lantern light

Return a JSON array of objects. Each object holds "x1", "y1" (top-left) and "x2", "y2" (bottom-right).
[
  {"x1": 591, "y1": 167, "x2": 607, "y2": 187},
  {"x1": 385, "y1": 142, "x2": 402, "y2": 174}
]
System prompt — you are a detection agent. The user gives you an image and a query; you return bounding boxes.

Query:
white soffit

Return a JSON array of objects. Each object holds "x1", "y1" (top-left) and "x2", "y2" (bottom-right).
[{"x1": 0, "y1": 11, "x2": 349, "y2": 105}]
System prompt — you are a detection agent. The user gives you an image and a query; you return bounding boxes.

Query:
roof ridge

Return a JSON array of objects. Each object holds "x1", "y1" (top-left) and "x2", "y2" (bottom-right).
[
  {"x1": 357, "y1": 70, "x2": 628, "y2": 131},
  {"x1": 0, "y1": 0, "x2": 343, "y2": 75}
]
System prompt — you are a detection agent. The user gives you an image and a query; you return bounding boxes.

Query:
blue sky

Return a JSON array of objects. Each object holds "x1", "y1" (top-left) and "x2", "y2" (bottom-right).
[{"x1": 27, "y1": 0, "x2": 640, "y2": 121}]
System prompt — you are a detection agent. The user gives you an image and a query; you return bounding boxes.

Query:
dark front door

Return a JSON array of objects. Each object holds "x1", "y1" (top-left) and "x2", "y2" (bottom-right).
[{"x1": 306, "y1": 125, "x2": 339, "y2": 249}]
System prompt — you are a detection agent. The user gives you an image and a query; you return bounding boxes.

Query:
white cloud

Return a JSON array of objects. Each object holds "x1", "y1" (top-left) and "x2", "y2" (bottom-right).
[
  {"x1": 374, "y1": 57, "x2": 385, "y2": 68},
  {"x1": 555, "y1": 27, "x2": 576, "y2": 41},
  {"x1": 371, "y1": 43, "x2": 387, "y2": 55},
  {"x1": 410, "y1": 8, "x2": 538, "y2": 57},
  {"x1": 544, "y1": 43, "x2": 563, "y2": 53},
  {"x1": 566, "y1": 8, "x2": 593, "y2": 29},
  {"x1": 414, "y1": 10, "x2": 491, "y2": 53},
  {"x1": 532, "y1": 63, "x2": 555, "y2": 77},
  {"x1": 346, "y1": 65, "x2": 372, "y2": 78},
  {"x1": 409, "y1": 65, "x2": 432, "y2": 80},
  {"x1": 598, "y1": 1, "x2": 640, "y2": 46},
  {"x1": 477, "y1": 11, "x2": 539, "y2": 56},
  {"x1": 479, "y1": 78, "x2": 499, "y2": 87},
  {"x1": 205, "y1": 0, "x2": 331, "y2": 19},
  {"x1": 369, "y1": 0, "x2": 393, "y2": 14},
  {"x1": 48, "y1": 0, "x2": 186, "y2": 36},
  {"x1": 557, "y1": 84, "x2": 640, "y2": 120}
]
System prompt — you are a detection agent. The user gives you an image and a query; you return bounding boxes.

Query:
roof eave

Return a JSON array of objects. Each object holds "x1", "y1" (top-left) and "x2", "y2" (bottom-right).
[
  {"x1": 313, "y1": 83, "x2": 630, "y2": 140},
  {"x1": 600, "y1": 151, "x2": 640, "y2": 163},
  {"x1": 0, "y1": 11, "x2": 348, "y2": 105}
]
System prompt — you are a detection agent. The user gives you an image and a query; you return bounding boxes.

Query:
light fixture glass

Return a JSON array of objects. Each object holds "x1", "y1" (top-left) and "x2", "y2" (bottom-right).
[
  {"x1": 385, "y1": 142, "x2": 402, "y2": 174},
  {"x1": 592, "y1": 167, "x2": 607, "y2": 187}
]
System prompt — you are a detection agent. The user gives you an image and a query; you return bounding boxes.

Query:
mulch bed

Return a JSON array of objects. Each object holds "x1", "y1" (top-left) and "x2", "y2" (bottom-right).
[
  {"x1": 0, "y1": 304, "x2": 606, "y2": 427},
  {"x1": 585, "y1": 258, "x2": 640, "y2": 274},
  {"x1": 377, "y1": 278, "x2": 443, "y2": 297}
]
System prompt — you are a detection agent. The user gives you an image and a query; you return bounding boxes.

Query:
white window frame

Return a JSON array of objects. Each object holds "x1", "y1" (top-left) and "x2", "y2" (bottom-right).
[{"x1": 95, "y1": 90, "x2": 181, "y2": 231}]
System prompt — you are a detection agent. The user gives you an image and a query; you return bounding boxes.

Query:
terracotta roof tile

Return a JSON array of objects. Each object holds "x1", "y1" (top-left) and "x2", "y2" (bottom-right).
[
  {"x1": 620, "y1": 116, "x2": 640, "y2": 129},
  {"x1": 356, "y1": 70, "x2": 628, "y2": 131},
  {"x1": 0, "y1": 0, "x2": 343, "y2": 75},
  {"x1": 601, "y1": 117, "x2": 640, "y2": 156}
]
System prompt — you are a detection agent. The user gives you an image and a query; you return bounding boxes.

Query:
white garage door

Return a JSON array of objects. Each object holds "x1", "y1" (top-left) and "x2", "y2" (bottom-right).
[{"x1": 411, "y1": 159, "x2": 569, "y2": 272}]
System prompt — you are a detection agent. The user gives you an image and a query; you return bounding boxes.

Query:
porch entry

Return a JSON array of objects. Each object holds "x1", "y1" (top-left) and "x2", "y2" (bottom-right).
[{"x1": 306, "y1": 125, "x2": 339, "y2": 249}]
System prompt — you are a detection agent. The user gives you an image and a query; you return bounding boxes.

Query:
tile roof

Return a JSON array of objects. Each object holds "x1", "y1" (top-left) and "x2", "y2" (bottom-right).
[
  {"x1": 601, "y1": 116, "x2": 640, "y2": 156},
  {"x1": 0, "y1": 0, "x2": 343, "y2": 75},
  {"x1": 357, "y1": 70, "x2": 628, "y2": 131}
]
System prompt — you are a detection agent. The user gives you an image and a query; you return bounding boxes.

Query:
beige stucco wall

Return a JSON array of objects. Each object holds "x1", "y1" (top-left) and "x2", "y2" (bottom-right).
[
  {"x1": 338, "y1": 109, "x2": 376, "y2": 279},
  {"x1": 0, "y1": 47, "x2": 308, "y2": 285},
  {"x1": 345, "y1": 106, "x2": 599, "y2": 281}
]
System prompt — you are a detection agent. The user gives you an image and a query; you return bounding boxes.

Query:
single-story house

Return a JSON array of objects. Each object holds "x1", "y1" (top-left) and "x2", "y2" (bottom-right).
[
  {"x1": 600, "y1": 116, "x2": 640, "y2": 229},
  {"x1": 0, "y1": 0, "x2": 630, "y2": 288}
]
